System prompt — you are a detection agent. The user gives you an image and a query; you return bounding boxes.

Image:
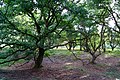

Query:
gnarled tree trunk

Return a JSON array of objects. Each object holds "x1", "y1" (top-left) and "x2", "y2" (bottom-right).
[
  {"x1": 34, "y1": 47, "x2": 45, "y2": 68},
  {"x1": 91, "y1": 55, "x2": 97, "y2": 64},
  {"x1": 90, "y1": 52, "x2": 101, "y2": 64}
]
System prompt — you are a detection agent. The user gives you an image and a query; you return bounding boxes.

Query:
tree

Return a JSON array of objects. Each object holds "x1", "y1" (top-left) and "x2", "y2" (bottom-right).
[
  {"x1": 0, "y1": 0, "x2": 77, "y2": 68},
  {"x1": 105, "y1": 0, "x2": 120, "y2": 33},
  {"x1": 75, "y1": 0, "x2": 110, "y2": 64},
  {"x1": 0, "y1": 0, "x2": 119, "y2": 68},
  {"x1": 108, "y1": 29, "x2": 120, "y2": 51}
]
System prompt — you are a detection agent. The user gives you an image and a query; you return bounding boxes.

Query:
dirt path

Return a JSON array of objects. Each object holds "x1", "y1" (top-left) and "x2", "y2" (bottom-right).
[{"x1": 0, "y1": 53, "x2": 120, "y2": 80}]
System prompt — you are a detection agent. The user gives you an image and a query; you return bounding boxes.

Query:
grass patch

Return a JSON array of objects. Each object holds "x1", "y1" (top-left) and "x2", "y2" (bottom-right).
[
  {"x1": 45, "y1": 49, "x2": 81, "y2": 56},
  {"x1": 105, "y1": 49, "x2": 120, "y2": 57}
]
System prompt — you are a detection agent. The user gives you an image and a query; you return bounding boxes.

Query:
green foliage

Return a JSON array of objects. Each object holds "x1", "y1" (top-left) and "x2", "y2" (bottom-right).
[
  {"x1": 48, "y1": 49, "x2": 71, "y2": 55},
  {"x1": 0, "y1": 0, "x2": 79, "y2": 66},
  {"x1": 0, "y1": 0, "x2": 120, "y2": 67},
  {"x1": 44, "y1": 51, "x2": 51, "y2": 57}
]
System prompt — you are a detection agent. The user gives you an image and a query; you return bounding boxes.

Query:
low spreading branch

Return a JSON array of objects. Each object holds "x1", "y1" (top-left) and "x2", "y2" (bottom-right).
[
  {"x1": 0, "y1": 53, "x2": 30, "y2": 64},
  {"x1": 0, "y1": 48, "x2": 28, "y2": 59}
]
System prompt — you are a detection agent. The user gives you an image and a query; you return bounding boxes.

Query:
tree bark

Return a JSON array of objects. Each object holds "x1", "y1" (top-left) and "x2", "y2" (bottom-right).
[
  {"x1": 84, "y1": 38, "x2": 89, "y2": 52},
  {"x1": 68, "y1": 41, "x2": 72, "y2": 51},
  {"x1": 112, "y1": 47, "x2": 114, "y2": 51},
  {"x1": 90, "y1": 54, "x2": 97, "y2": 64},
  {"x1": 34, "y1": 47, "x2": 45, "y2": 68},
  {"x1": 102, "y1": 41, "x2": 106, "y2": 52}
]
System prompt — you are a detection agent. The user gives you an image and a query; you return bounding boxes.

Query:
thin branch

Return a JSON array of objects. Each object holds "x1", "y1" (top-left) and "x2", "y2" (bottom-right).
[
  {"x1": 0, "y1": 48, "x2": 28, "y2": 59},
  {"x1": 14, "y1": 60, "x2": 30, "y2": 68},
  {"x1": 1, "y1": 41, "x2": 31, "y2": 49},
  {"x1": 28, "y1": 12, "x2": 41, "y2": 34},
  {"x1": 0, "y1": 54, "x2": 30, "y2": 64},
  {"x1": 45, "y1": 42, "x2": 69, "y2": 50},
  {"x1": 45, "y1": 38, "x2": 85, "y2": 50},
  {"x1": 66, "y1": 45, "x2": 90, "y2": 66},
  {"x1": 107, "y1": 6, "x2": 120, "y2": 31},
  {"x1": 47, "y1": 56, "x2": 54, "y2": 63},
  {"x1": 6, "y1": 18, "x2": 38, "y2": 40}
]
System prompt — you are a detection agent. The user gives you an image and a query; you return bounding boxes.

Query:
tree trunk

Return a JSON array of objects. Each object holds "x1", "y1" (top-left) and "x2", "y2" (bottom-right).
[
  {"x1": 112, "y1": 47, "x2": 114, "y2": 51},
  {"x1": 34, "y1": 47, "x2": 45, "y2": 68},
  {"x1": 90, "y1": 54, "x2": 97, "y2": 64},
  {"x1": 68, "y1": 42, "x2": 72, "y2": 51},
  {"x1": 79, "y1": 36, "x2": 82, "y2": 51},
  {"x1": 80, "y1": 45, "x2": 82, "y2": 51},
  {"x1": 102, "y1": 41, "x2": 106, "y2": 52},
  {"x1": 84, "y1": 38, "x2": 89, "y2": 52}
]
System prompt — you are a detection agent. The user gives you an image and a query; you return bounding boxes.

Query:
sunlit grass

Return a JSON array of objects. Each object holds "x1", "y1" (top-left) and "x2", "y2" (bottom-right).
[
  {"x1": 105, "y1": 49, "x2": 120, "y2": 57},
  {"x1": 45, "y1": 49, "x2": 81, "y2": 56}
]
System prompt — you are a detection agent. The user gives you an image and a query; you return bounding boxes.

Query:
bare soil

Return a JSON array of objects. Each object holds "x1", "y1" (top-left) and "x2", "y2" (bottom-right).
[{"x1": 0, "y1": 53, "x2": 120, "y2": 80}]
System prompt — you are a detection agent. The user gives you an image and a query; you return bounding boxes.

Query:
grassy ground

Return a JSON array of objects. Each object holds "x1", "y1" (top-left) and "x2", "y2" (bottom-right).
[
  {"x1": 105, "y1": 49, "x2": 120, "y2": 57},
  {"x1": 0, "y1": 49, "x2": 120, "y2": 80},
  {"x1": 45, "y1": 49, "x2": 81, "y2": 56}
]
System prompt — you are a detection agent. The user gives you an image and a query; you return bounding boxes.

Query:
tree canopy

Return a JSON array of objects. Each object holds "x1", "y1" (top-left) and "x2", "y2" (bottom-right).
[{"x1": 0, "y1": 0, "x2": 120, "y2": 68}]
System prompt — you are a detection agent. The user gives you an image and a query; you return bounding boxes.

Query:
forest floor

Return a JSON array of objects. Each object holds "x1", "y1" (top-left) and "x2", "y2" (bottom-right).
[{"x1": 0, "y1": 52, "x2": 120, "y2": 80}]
